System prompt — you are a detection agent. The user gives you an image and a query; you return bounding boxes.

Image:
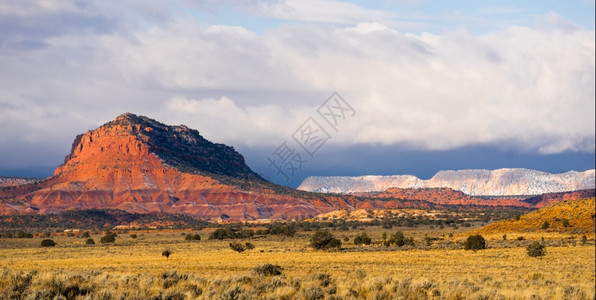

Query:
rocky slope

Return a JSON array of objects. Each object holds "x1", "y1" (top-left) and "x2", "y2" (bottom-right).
[
  {"x1": 0, "y1": 113, "x2": 332, "y2": 220},
  {"x1": 298, "y1": 169, "x2": 595, "y2": 196},
  {"x1": 521, "y1": 189, "x2": 595, "y2": 208}
]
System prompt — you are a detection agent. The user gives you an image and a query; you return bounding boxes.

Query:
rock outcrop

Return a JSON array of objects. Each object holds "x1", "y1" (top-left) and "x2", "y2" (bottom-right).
[
  {"x1": 298, "y1": 169, "x2": 595, "y2": 196},
  {"x1": 521, "y1": 189, "x2": 595, "y2": 208},
  {"x1": 0, "y1": 113, "x2": 328, "y2": 220}
]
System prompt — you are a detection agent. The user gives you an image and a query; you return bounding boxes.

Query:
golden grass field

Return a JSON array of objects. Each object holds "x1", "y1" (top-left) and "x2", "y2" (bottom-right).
[{"x1": 0, "y1": 226, "x2": 594, "y2": 299}]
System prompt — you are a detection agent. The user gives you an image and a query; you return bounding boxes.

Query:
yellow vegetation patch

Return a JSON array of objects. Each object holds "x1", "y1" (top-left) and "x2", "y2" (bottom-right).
[{"x1": 475, "y1": 198, "x2": 595, "y2": 235}]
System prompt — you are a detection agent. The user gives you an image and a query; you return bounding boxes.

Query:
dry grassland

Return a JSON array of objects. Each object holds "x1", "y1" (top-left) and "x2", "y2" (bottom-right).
[{"x1": 0, "y1": 228, "x2": 594, "y2": 299}]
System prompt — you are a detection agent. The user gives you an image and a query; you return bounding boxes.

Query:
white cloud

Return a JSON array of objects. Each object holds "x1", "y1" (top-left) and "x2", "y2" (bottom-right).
[
  {"x1": 0, "y1": 0, "x2": 82, "y2": 16},
  {"x1": 253, "y1": 0, "x2": 391, "y2": 24},
  {"x1": 163, "y1": 95, "x2": 312, "y2": 147},
  {"x1": 537, "y1": 12, "x2": 584, "y2": 32},
  {"x1": 346, "y1": 22, "x2": 390, "y2": 33},
  {"x1": 0, "y1": 1, "x2": 593, "y2": 172}
]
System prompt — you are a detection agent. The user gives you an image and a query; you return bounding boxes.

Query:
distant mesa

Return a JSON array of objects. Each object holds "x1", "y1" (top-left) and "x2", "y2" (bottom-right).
[
  {"x1": 298, "y1": 168, "x2": 595, "y2": 196},
  {"x1": 0, "y1": 177, "x2": 40, "y2": 188}
]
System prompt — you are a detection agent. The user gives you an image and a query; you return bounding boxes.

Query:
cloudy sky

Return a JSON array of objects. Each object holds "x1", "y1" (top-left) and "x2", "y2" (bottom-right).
[{"x1": 1, "y1": 0, "x2": 594, "y2": 187}]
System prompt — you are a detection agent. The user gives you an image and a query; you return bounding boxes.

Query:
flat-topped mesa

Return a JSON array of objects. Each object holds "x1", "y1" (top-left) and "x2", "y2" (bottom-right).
[
  {"x1": 298, "y1": 168, "x2": 596, "y2": 196},
  {"x1": 55, "y1": 112, "x2": 261, "y2": 180}
]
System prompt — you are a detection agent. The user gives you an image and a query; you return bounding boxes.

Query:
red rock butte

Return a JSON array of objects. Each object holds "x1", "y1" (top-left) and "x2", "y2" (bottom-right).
[{"x1": 0, "y1": 113, "x2": 331, "y2": 220}]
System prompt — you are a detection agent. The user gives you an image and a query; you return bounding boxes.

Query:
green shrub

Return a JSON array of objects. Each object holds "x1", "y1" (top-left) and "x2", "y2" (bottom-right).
[
  {"x1": 253, "y1": 264, "x2": 283, "y2": 276},
  {"x1": 269, "y1": 225, "x2": 297, "y2": 237},
  {"x1": 162, "y1": 271, "x2": 188, "y2": 289},
  {"x1": 527, "y1": 242, "x2": 546, "y2": 257},
  {"x1": 541, "y1": 221, "x2": 549, "y2": 230},
  {"x1": 581, "y1": 235, "x2": 588, "y2": 245},
  {"x1": 187, "y1": 284, "x2": 203, "y2": 297},
  {"x1": 8, "y1": 272, "x2": 33, "y2": 296},
  {"x1": 237, "y1": 229, "x2": 255, "y2": 239},
  {"x1": 162, "y1": 250, "x2": 171, "y2": 259},
  {"x1": 562, "y1": 219, "x2": 570, "y2": 228},
  {"x1": 302, "y1": 287, "x2": 325, "y2": 300},
  {"x1": 353, "y1": 232, "x2": 372, "y2": 245},
  {"x1": 85, "y1": 238, "x2": 95, "y2": 245},
  {"x1": 229, "y1": 242, "x2": 255, "y2": 252},
  {"x1": 315, "y1": 273, "x2": 332, "y2": 287},
  {"x1": 384, "y1": 230, "x2": 414, "y2": 247},
  {"x1": 130, "y1": 234, "x2": 138, "y2": 239},
  {"x1": 222, "y1": 286, "x2": 244, "y2": 300},
  {"x1": 256, "y1": 229, "x2": 269, "y2": 235},
  {"x1": 100, "y1": 233, "x2": 116, "y2": 243},
  {"x1": 41, "y1": 239, "x2": 56, "y2": 247},
  {"x1": 185, "y1": 233, "x2": 201, "y2": 241},
  {"x1": 229, "y1": 242, "x2": 244, "y2": 252},
  {"x1": 424, "y1": 236, "x2": 433, "y2": 246},
  {"x1": 81, "y1": 232, "x2": 90, "y2": 238},
  {"x1": 464, "y1": 235, "x2": 486, "y2": 252},
  {"x1": 381, "y1": 220, "x2": 393, "y2": 229},
  {"x1": 104, "y1": 231, "x2": 117, "y2": 237},
  {"x1": 15, "y1": 231, "x2": 33, "y2": 238},
  {"x1": 209, "y1": 228, "x2": 236, "y2": 240},
  {"x1": 1, "y1": 232, "x2": 14, "y2": 238},
  {"x1": 310, "y1": 231, "x2": 341, "y2": 250}
]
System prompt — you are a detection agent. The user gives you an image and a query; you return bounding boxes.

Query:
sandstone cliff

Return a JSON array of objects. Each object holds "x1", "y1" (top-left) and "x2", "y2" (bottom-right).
[{"x1": 0, "y1": 113, "x2": 329, "y2": 220}]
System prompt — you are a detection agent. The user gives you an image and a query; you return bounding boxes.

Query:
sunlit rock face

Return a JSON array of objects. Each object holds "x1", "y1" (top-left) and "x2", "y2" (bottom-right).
[{"x1": 0, "y1": 113, "x2": 328, "y2": 220}]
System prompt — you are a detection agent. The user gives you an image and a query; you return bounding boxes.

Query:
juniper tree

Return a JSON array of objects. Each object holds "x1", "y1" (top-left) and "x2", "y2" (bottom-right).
[{"x1": 464, "y1": 235, "x2": 486, "y2": 252}]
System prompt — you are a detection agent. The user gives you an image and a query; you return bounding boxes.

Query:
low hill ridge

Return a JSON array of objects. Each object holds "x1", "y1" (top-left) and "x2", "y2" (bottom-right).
[{"x1": 474, "y1": 197, "x2": 595, "y2": 234}]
